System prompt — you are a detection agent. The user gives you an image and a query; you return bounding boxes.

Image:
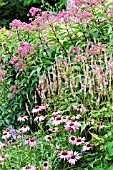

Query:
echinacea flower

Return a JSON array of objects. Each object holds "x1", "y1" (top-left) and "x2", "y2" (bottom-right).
[
  {"x1": 21, "y1": 165, "x2": 36, "y2": 170},
  {"x1": 32, "y1": 108, "x2": 40, "y2": 114},
  {"x1": 24, "y1": 138, "x2": 30, "y2": 145},
  {"x1": 29, "y1": 138, "x2": 36, "y2": 147},
  {"x1": 17, "y1": 115, "x2": 28, "y2": 122},
  {"x1": 21, "y1": 125, "x2": 30, "y2": 133},
  {"x1": 12, "y1": 134, "x2": 21, "y2": 140},
  {"x1": 34, "y1": 113, "x2": 45, "y2": 122},
  {"x1": 62, "y1": 116, "x2": 68, "y2": 123},
  {"x1": 0, "y1": 154, "x2": 9, "y2": 161},
  {"x1": 50, "y1": 113, "x2": 60, "y2": 121},
  {"x1": 45, "y1": 135, "x2": 52, "y2": 142},
  {"x1": 32, "y1": 105, "x2": 45, "y2": 113},
  {"x1": 68, "y1": 136, "x2": 76, "y2": 145},
  {"x1": 2, "y1": 129, "x2": 11, "y2": 134},
  {"x1": 65, "y1": 120, "x2": 81, "y2": 132},
  {"x1": 82, "y1": 143, "x2": 93, "y2": 151},
  {"x1": 52, "y1": 115, "x2": 63, "y2": 126},
  {"x1": 57, "y1": 150, "x2": 71, "y2": 160},
  {"x1": 42, "y1": 162, "x2": 49, "y2": 170},
  {"x1": 68, "y1": 136, "x2": 85, "y2": 145},
  {"x1": 2, "y1": 132, "x2": 11, "y2": 140},
  {"x1": 75, "y1": 137, "x2": 85, "y2": 145},
  {"x1": 48, "y1": 127, "x2": 58, "y2": 132},
  {"x1": 67, "y1": 151, "x2": 81, "y2": 165}
]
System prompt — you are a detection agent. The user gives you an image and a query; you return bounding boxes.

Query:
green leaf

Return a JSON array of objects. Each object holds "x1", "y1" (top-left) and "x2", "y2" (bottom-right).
[{"x1": 89, "y1": 132, "x2": 101, "y2": 140}]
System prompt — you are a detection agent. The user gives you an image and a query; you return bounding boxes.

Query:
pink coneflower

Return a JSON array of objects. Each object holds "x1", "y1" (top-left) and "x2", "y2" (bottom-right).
[
  {"x1": 67, "y1": 151, "x2": 81, "y2": 165},
  {"x1": 68, "y1": 136, "x2": 76, "y2": 145},
  {"x1": 62, "y1": 116, "x2": 68, "y2": 123},
  {"x1": 75, "y1": 137, "x2": 85, "y2": 145},
  {"x1": 48, "y1": 127, "x2": 58, "y2": 132},
  {"x1": 50, "y1": 113, "x2": 60, "y2": 121},
  {"x1": 82, "y1": 143, "x2": 93, "y2": 151},
  {"x1": 32, "y1": 108, "x2": 40, "y2": 113},
  {"x1": 20, "y1": 125, "x2": 30, "y2": 133},
  {"x1": 32, "y1": 105, "x2": 45, "y2": 113},
  {"x1": 65, "y1": 120, "x2": 81, "y2": 132},
  {"x1": 29, "y1": 138, "x2": 36, "y2": 147},
  {"x1": 45, "y1": 135, "x2": 52, "y2": 142},
  {"x1": 2, "y1": 129, "x2": 11, "y2": 134},
  {"x1": 17, "y1": 115, "x2": 28, "y2": 122},
  {"x1": 2, "y1": 132, "x2": 11, "y2": 140},
  {"x1": 65, "y1": 122, "x2": 75, "y2": 133},
  {"x1": 16, "y1": 129, "x2": 24, "y2": 133},
  {"x1": 24, "y1": 138, "x2": 30, "y2": 144},
  {"x1": 21, "y1": 165, "x2": 36, "y2": 170},
  {"x1": 52, "y1": 115, "x2": 63, "y2": 126},
  {"x1": 57, "y1": 150, "x2": 71, "y2": 160},
  {"x1": 0, "y1": 154, "x2": 9, "y2": 161},
  {"x1": 42, "y1": 162, "x2": 49, "y2": 170},
  {"x1": 12, "y1": 134, "x2": 21, "y2": 139},
  {"x1": 34, "y1": 113, "x2": 45, "y2": 122}
]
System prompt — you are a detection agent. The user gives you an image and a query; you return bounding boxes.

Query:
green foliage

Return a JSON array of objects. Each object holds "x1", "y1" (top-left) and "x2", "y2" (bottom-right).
[
  {"x1": 0, "y1": 0, "x2": 8, "y2": 7},
  {"x1": 0, "y1": 0, "x2": 113, "y2": 169}
]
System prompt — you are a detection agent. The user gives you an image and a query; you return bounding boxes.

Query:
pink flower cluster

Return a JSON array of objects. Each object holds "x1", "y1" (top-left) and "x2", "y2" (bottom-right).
[
  {"x1": 10, "y1": 56, "x2": 21, "y2": 64},
  {"x1": 24, "y1": 137, "x2": 36, "y2": 147},
  {"x1": 10, "y1": 55, "x2": 26, "y2": 70},
  {"x1": 76, "y1": 9, "x2": 92, "y2": 22},
  {"x1": 31, "y1": 11, "x2": 53, "y2": 29},
  {"x1": 58, "y1": 150, "x2": 81, "y2": 165},
  {"x1": 10, "y1": 19, "x2": 32, "y2": 31},
  {"x1": 68, "y1": 136, "x2": 85, "y2": 145},
  {"x1": 28, "y1": 7, "x2": 42, "y2": 17},
  {"x1": 16, "y1": 40, "x2": 34, "y2": 56},
  {"x1": 71, "y1": 46, "x2": 82, "y2": 54},
  {"x1": 10, "y1": 19, "x2": 23, "y2": 29},
  {"x1": 65, "y1": 120, "x2": 81, "y2": 132},
  {"x1": 49, "y1": 110, "x2": 81, "y2": 132},
  {"x1": 50, "y1": 111, "x2": 68, "y2": 126}
]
